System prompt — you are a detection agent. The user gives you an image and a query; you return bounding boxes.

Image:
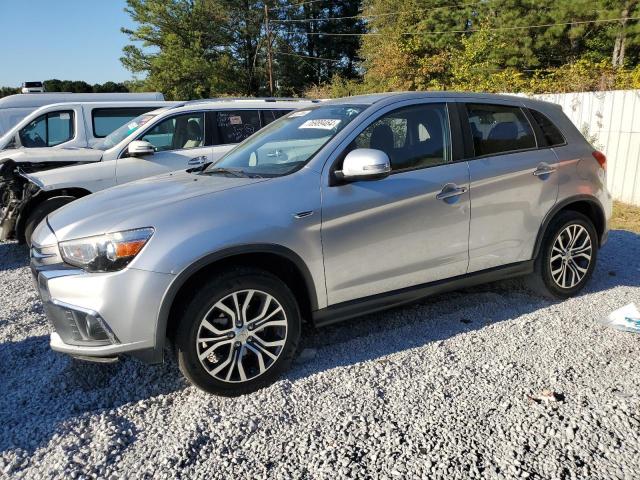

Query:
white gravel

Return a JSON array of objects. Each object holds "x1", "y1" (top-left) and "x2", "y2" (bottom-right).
[{"x1": 1, "y1": 230, "x2": 639, "y2": 479}]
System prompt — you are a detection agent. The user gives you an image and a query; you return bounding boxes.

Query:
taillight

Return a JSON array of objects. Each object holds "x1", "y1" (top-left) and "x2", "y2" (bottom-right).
[{"x1": 592, "y1": 150, "x2": 606, "y2": 170}]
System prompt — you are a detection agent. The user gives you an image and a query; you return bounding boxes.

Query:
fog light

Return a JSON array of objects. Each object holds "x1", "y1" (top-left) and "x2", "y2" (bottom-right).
[{"x1": 44, "y1": 300, "x2": 118, "y2": 346}]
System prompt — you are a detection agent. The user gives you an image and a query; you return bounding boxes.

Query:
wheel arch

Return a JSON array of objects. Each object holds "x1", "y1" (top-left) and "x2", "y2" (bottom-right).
[
  {"x1": 16, "y1": 187, "x2": 92, "y2": 243},
  {"x1": 533, "y1": 195, "x2": 606, "y2": 259},
  {"x1": 157, "y1": 244, "x2": 319, "y2": 356}
]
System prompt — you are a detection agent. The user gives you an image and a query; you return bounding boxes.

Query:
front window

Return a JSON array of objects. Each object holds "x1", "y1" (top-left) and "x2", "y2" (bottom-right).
[
  {"x1": 94, "y1": 113, "x2": 157, "y2": 151},
  {"x1": 19, "y1": 111, "x2": 74, "y2": 147},
  {"x1": 204, "y1": 104, "x2": 365, "y2": 177},
  {"x1": 141, "y1": 112, "x2": 205, "y2": 151},
  {"x1": 352, "y1": 103, "x2": 451, "y2": 171}
]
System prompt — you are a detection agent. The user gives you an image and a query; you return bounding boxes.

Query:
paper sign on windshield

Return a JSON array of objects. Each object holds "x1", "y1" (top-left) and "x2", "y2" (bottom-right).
[
  {"x1": 299, "y1": 119, "x2": 341, "y2": 130},
  {"x1": 289, "y1": 110, "x2": 310, "y2": 118}
]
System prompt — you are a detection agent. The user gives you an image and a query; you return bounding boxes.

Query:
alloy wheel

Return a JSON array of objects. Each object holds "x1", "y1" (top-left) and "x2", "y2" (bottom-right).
[
  {"x1": 195, "y1": 289, "x2": 288, "y2": 383},
  {"x1": 549, "y1": 224, "x2": 593, "y2": 289}
]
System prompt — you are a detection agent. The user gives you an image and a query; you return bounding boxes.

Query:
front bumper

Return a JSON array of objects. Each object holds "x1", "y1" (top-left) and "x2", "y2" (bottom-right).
[{"x1": 33, "y1": 244, "x2": 175, "y2": 363}]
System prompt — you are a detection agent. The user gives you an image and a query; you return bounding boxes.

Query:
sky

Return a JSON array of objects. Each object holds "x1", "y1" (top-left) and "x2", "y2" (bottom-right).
[{"x1": 0, "y1": 0, "x2": 138, "y2": 87}]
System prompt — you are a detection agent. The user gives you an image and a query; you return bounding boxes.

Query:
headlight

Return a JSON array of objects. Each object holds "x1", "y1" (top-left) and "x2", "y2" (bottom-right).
[{"x1": 59, "y1": 227, "x2": 154, "y2": 272}]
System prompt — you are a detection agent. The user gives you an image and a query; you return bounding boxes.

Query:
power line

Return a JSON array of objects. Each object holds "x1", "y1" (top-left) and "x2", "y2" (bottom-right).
[
  {"x1": 273, "y1": 50, "x2": 343, "y2": 62},
  {"x1": 269, "y1": 0, "x2": 328, "y2": 12},
  {"x1": 282, "y1": 16, "x2": 640, "y2": 36},
  {"x1": 271, "y1": 5, "x2": 612, "y2": 24},
  {"x1": 271, "y1": 1, "x2": 484, "y2": 23}
]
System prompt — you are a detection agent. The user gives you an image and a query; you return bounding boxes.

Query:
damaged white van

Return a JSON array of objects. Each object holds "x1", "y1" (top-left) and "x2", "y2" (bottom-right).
[{"x1": 0, "y1": 99, "x2": 316, "y2": 244}]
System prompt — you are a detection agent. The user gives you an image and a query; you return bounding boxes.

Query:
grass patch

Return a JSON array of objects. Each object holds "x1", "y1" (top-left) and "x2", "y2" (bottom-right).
[{"x1": 611, "y1": 201, "x2": 640, "y2": 233}]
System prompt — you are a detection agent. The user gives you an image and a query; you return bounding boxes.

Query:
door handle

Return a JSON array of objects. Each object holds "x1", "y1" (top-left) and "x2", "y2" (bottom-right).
[
  {"x1": 436, "y1": 184, "x2": 468, "y2": 201},
  {"x1": 188, "y1": 156, "x2": 207, "y2": 166},
  {"x1": 533, "y1": 164, "x2": 557, "y2": 177}
]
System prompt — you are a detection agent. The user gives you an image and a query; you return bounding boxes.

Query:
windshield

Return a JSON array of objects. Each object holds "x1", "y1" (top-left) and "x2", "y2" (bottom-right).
[
  {"x1": 203, "y1": 104, "x2": 366, "y2": 177},
  {"x1": 94, "y1": 113, "x2": 157, "y2": 151}
]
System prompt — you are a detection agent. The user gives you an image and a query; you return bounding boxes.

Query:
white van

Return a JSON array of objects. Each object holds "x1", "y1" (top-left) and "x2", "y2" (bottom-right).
[
  {"x1": 0, "y1": 92, "x2": 165, "y2": 136},
  {"x1": 0, "y1": 101, "x2": 177, "y2": 151}
]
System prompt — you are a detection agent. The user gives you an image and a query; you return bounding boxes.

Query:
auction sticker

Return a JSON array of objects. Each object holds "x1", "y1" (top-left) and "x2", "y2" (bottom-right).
[
  {"x1": 290, "y1": 110, "x2": 311, "y2": 117},
  {"x1": 229, "y1": 115, "x2": 243, "y2": 125},
  {"x1": 299, "y1": 119, "x2": 341, "y2": 130}
]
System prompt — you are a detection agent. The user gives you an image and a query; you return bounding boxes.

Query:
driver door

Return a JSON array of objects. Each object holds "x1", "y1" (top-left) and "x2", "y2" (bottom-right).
[{"x1": 116, "y1": 111, "x2": 212, "y2": 185}]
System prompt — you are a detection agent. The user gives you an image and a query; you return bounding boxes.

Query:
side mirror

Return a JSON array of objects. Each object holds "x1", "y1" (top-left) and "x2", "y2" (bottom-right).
[
  {"x1": 127, "y1": 140, "x2": 155, "y2": 157},
  {"x1": 336, "y1": 148, "x2": 391, "y2": 182}
]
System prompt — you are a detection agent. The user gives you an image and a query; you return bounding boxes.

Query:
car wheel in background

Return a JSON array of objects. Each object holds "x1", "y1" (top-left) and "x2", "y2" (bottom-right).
[{"x1": 24, "y1": 196, "x2": 76, "y2": 247}]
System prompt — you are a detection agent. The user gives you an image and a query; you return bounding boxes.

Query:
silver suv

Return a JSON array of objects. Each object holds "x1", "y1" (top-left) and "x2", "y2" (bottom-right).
[{"x1": 31, "y1": 92, "x2": 611, "y2": 396}]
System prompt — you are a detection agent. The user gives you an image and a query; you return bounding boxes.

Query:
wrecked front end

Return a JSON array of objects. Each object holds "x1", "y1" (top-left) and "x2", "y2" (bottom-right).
[{"x1": 0, "y1": 159, "x2": 43, "y2": 241}]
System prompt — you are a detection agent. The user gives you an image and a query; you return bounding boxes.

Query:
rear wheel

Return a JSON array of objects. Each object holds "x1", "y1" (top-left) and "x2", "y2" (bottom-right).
[
  {"x1": 23, "y1": 196, "x2": 76, "y2": 246},
  {"x1": 174, "y1": 268, "x2": 301, "y2": 396},
  {"x1": 528, "y1": 211, "x2": 598, "y2": 298}
]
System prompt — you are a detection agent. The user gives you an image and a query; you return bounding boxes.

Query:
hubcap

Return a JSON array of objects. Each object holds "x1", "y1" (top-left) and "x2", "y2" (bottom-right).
[
  {"x1": 549, "y1": 224, "x2": 592, "y2": 289},
  {"x1": 196, "y1": 289, "x2": 288, "y2": 383}
]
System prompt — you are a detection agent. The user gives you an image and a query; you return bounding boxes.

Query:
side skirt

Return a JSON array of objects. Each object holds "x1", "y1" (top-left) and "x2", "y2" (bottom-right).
[{"x1": 312, "y1": 260, "x2": 534, "y2": 328}]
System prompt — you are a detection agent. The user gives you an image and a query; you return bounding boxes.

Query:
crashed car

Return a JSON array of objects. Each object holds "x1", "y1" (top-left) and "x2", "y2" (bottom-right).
[{"x1": 0, "y1": 99, "x2": 314, "y2": 245}]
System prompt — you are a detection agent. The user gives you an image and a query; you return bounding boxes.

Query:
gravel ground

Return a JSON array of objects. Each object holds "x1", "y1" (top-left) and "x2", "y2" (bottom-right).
[{"x1": 1, "y1": 230, "x2": 639, "y2": 480}]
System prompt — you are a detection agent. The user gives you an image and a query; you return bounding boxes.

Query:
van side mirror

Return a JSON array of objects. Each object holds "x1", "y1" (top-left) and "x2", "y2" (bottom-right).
[
  {"x1": 127, "y1": 140, "x2": 155, "y2": 157},
  {"x1": 335, "y1": 148, "x2": 391, "y2": 182}
]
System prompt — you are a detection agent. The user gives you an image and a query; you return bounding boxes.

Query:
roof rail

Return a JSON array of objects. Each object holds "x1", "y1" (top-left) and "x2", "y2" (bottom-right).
[{"x1": 181, "y1": 97, "x2": 323, "y2": 105}]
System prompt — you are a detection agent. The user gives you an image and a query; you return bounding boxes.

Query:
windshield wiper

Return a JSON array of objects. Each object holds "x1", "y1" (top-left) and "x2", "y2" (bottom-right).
[{"x1": 204, "y1": 167, "x2": 249, "y2": 178}]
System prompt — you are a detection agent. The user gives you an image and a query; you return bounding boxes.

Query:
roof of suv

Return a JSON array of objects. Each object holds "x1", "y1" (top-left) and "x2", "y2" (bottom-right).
[
  {"x1": 324, "y1": 91, "x2": 559, "y2": 109},
  {"x1": 166, "y1": 98, "x2": 320, "y2": 114}
]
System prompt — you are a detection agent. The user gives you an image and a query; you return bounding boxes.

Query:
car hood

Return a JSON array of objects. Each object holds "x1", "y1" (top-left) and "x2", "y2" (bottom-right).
[
  {"x1": 0, "y1": 147, "x2": 102, "y2": 164},
  {"x1": 48, "y1": 170, "x2": 268, "y2": 241}
]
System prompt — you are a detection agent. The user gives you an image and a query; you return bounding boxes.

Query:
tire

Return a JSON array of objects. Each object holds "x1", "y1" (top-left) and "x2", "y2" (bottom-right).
[
  {"x1": 174, "y1": 267, "x2": 301, "y2": 396},
  {"x1": 527, "y1": 211, "x2": 598, "y2": 299},
  {"x1": 23, "y1": 196, "x2": 75, "y2": 247}
]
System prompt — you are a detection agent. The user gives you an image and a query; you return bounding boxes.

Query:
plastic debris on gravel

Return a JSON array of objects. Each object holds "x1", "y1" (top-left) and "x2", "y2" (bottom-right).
[{"x1": 1, "y1": 230, "x2": 639, "y2": 479}]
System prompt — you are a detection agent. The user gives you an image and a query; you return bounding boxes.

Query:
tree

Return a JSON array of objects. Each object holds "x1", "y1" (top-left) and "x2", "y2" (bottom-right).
[{"x1": 121, "y1": 0, "x2": 260, "y2": 98}]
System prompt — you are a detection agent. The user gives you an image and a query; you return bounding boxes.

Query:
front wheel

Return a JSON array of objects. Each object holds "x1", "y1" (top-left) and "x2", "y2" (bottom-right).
[
  {"x1": 174, "y1": 268, "x2": 301, "y2": 396},
  {"x1": 528, "y1": 211, "x2": 598, "y2": 299}
]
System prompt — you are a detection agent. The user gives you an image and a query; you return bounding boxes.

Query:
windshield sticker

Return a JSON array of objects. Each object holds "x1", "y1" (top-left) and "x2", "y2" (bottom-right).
[
  {"x1": 289, "y1": 110, "x2": 310, "y2": 118},
  {"x1": 299, "y1": 119, "x2": 341, "y2": 130},
  {"x1": 127, "y1": 122, "x2": 138, "y2": 131},
  {"x1": 59, "y1": 113, "x2": 70, "y2": 120},
  {"x1": 229, "y1": 115, "x2": 243, "y2": 125}
]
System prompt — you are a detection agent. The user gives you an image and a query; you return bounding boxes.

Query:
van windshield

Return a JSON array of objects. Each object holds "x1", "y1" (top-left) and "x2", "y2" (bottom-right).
[
  {"x1": 94, "y1": 113, "x2": 157, "y2": 151},
  {"x1": 203, "y1": 104, "x2": 365, "y2": 177}
]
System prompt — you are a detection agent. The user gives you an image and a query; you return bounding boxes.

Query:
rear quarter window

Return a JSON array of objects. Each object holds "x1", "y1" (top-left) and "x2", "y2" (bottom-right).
[{"x1": 529, "y1": 109, "x2": 566, "y2": 147}]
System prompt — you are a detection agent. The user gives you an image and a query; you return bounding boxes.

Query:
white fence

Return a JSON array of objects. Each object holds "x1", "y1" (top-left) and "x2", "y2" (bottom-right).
[{"x1": 531, "y1": 90, "x2": 640, "y2": 206}]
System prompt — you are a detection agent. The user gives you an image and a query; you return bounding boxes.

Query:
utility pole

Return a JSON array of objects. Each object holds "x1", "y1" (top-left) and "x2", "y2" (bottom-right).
[{"x1": 264, "y1": 3, "x2": 274, "y2": 96}]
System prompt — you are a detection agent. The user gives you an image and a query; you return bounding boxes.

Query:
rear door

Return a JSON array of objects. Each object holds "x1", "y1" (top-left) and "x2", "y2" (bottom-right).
[
  {"x1": 462, "y1": 102, "x2": 559, "y2": 272},
  {"x1": 116, "y1": 111, "x2": 211, "y2": 185},
  {"x1": 209, "y1": 109, "x2": 265, "y2": 162}
]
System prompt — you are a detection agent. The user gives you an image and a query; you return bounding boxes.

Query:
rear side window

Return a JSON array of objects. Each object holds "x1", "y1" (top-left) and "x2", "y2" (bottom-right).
[
  {"x1": 92, "y1": 107, "x2": 156, "y2": 138},
  {"x1": 215, "y1": 110, "x2": 262, "y2": 144},
  {"x1": 529, "y1": 109, "x2": 566, "y2": 146},
  {"x1": 466, "y1": 104, "x2": 536, "y2": 156},
  {"x1": 262, "y1": 109, "x2": 292, "y2": 126},
  {"x1": 19, "y1": 111, "x2": 74, "y2": 147}
]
